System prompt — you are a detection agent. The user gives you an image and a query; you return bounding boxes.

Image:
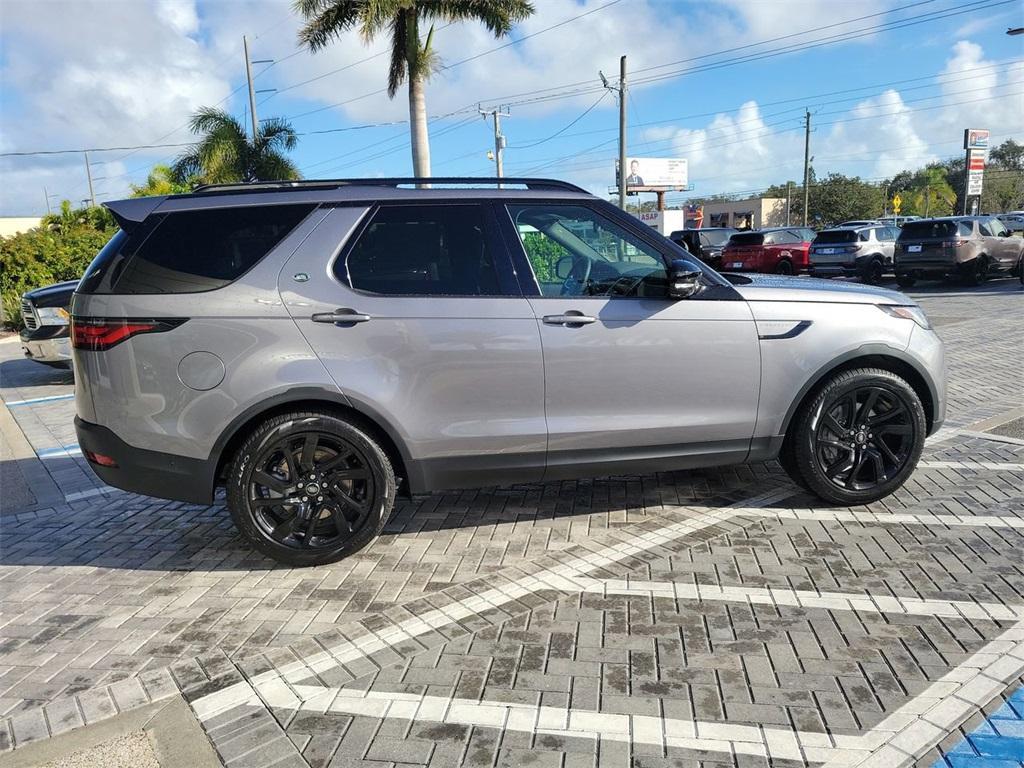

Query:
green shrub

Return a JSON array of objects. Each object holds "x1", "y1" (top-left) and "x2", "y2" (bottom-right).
[{"x1": 0, "y1": 204, "x2": 116, "y2": 330}]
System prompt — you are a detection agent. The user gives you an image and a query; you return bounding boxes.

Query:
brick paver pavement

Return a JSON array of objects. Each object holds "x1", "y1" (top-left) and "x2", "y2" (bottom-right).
[{"x1": 0, "y1": 280, "x2": 1021, "y2": 767}]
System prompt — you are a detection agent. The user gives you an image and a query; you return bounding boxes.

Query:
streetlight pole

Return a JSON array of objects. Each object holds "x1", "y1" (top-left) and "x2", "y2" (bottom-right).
[
  {"x1": 618, "y1": 56, "x2": 627, "y2": 210},
  {"x1": 801, "y1": 110, "x2": 811, "y2": 226}
]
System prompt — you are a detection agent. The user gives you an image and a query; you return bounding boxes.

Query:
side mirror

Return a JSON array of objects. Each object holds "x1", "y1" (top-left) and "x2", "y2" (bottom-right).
[
  {"x1": 555, "y1": 255, "x2": 574, "y2": 280},
  {"x1": 668, "y1": 259, "x2": 703, "y2": 299}
]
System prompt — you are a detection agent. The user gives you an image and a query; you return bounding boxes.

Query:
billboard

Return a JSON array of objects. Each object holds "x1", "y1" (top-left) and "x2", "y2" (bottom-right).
[
  {"x1": 964, "y1": 128, "x2": 990, "y2": 150},
  {"x1": 966, "y1": 147, "x2": 986, "y2": 196},
  {"x1": 620, "y1": 157, "x2": 688, "y2": 190}
]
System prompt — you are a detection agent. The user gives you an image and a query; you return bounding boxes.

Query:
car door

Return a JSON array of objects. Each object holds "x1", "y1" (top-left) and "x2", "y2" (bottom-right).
[
  {"x1": 279, "y1": 202, "x2": 546, "y2": 491},
  {"x1": 498, "y1": 201, "x2": 761, "y2": 480},
  {"x1": 984, "y1": 217, "x2": 1019, "y2": 270}
]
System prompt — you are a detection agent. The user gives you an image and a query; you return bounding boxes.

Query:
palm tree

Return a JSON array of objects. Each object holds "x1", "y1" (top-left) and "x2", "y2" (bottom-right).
[
  {"x1": 294, "y1": 0, "x2": 534, "y2": 178},
  {"x1": 172, "y1": 108, "x2": 300, "y2": 185}
]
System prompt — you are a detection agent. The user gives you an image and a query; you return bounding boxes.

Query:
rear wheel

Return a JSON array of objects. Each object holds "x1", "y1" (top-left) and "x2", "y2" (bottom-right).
[
  {"x1": 964, "y1": 256, "x2": 989, "y2": 286},
  {"x1": 775, "y1": 260, "x2": 794, "y2": 275},
  {"x1": 861, "y1": 257, "x2": 884, "y2": 285},
  {"x1": 226, "y1": 410, "x2": 396, "y2": 566},
  {"x1": 783, "y1": 368, "x2": 926, "y2": 505}
]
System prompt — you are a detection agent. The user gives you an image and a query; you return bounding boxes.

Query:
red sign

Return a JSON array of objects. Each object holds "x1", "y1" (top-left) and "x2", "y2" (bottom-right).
[
  {"x1": 968, "y1": 149, "x2": 986, "y2": 171},
  {"x1": 686, "y1": 204, "x2": 704, "y2": 228}
]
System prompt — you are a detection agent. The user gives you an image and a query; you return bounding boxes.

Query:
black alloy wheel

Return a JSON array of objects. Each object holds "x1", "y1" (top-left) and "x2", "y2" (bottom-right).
[
  {"x1": 248, "y1": 431, "x2": 374, "y2": 550},
  {"x1": 813, "y1": 386, "x2": 913, "y2": 492},
  {"x1": 785, "y1": 368, "x2": 926, "y2": 505},
  {"x1": 227, "y1": 411, "x2": 395, "y2": 566}
]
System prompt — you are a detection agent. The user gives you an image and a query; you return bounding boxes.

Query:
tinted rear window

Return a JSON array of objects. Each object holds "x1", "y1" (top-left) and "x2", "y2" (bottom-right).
[
  {"x1": 899, "y1": 220, "x2": 961, "y2": 239},
  {"x1": 814, "y1": 230, "x2": 857, "y2": 244},
  {"x1": 79, "y1": 204, "x2": 315, "y2": 294},
  {"x1": 729, "y1": 232, "x2": 764, "y2": 246}
]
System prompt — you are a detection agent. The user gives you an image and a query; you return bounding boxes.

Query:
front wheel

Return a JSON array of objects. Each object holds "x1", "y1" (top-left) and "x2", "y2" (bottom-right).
[
  {"x1": 896, "y1": 273, "x2": 916, "y2": 289},
  {"x1": 226, "y1": 410, "x2": 396, "y2": 566},
  {"x1": 784, "y1": 368, "x2": 926, "y2": 505}
]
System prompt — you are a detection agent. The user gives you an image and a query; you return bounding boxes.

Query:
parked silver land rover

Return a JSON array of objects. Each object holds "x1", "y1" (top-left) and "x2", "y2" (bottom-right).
[
  {"x1": 809, "y1": 224, "x2": 899, "y2": 284},
  {"x1": 72, "y1": 178, "x2": 946, "y2": 566}
]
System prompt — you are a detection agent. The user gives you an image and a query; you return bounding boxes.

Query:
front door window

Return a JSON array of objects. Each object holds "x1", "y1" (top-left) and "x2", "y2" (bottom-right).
[{"x1": 506, "y1": 204, "x2": 670, "y2": 298}]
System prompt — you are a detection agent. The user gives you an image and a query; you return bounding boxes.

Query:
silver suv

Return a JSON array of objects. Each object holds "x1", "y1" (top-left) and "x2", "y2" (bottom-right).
[
  {"x1": 809, "y1": 225, "x2": 899, "y2": 284},
  {"x1": 72, "y1": 178, "x2": 946, "y2": 566}
]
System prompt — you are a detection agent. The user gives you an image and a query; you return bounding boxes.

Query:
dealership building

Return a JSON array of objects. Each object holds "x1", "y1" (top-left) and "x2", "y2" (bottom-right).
[{"x1": 636, "y1": 196, "x2": 790, "y2": 234}]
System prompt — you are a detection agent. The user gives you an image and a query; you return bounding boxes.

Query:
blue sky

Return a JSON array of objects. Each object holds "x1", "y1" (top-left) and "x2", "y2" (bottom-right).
[{"x1": 1, "y1": 0, "x2": 1021, "y2": 215}]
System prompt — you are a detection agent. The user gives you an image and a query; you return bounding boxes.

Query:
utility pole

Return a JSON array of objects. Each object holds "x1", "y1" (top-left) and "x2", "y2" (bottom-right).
[
  {"x1": 43, "y1": 186, "x2": 51, "y2": 216},
  {"x1": 243, "y1": 35, "x2": 259, "y2": 139},
  {"x1": 785, "y1": 181, "x2": 792, "y2": 226},
  {"x1": 801, "y1": 110, "x2": 811, "y2": 226},
  {"x1": 618, "y1": 55, "x2": 627, "y2": 210},
  {"x1": 84, "y1": 151, "x2": 95, "y2": 208},
  {"x1": 479, "y1": 106, "x2": 509, "y2": 178}
]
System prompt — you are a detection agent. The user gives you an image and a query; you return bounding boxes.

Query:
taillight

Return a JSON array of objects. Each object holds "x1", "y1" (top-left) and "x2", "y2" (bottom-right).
[{"x1": 71, "y1": 317, "x2": 186, "y2": 351}]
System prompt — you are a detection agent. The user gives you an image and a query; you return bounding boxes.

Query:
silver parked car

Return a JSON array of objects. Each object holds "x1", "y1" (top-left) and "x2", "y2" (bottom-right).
[
  {"x1": 72, "y1": 178, "x2": 946, "y2": 566},
  {"x1": 895, "y1": 215, "x2": 1024, "y2": 287},
  {"x1": 809, "y1": 225, "x2": 899, "y2": 284}
]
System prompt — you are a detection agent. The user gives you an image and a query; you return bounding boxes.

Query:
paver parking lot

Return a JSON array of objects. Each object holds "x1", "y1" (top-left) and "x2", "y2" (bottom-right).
[{"x1": 1, "y1": 280, "x2": 1022, "y2": 767}]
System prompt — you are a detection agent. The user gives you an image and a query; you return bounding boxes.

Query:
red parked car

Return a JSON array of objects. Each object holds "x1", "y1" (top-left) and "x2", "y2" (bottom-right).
[{"x1": 721, "y1": 228, "x2": 813, "y2": 274}]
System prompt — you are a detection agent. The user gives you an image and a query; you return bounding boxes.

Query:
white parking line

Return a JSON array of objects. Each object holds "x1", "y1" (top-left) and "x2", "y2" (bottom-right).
[
  {"x1": 191, "y1": 488, "x2": 798, "y2": 720},
  {"x1": 593, "y1": 580, "x2": 1024, "y2": 621},
  {"x1": 35, "y1": 444, "x2": 81, "y2": 459},
  {"x1": 918, "y1": 460, "x2": 1024, "y2": 471},
  {"x1": 4, "y1": 393, "x2": 75, "y2": 407},
  {"x1": 820, "y1": 619, "x2": 1024, "y2": 767},
  {"x1": 744, "y1": 507, "x2": 1024, "y2": 530},
  {"x1": 264, "y1": 687, "x2": 866, "y2": 764}
]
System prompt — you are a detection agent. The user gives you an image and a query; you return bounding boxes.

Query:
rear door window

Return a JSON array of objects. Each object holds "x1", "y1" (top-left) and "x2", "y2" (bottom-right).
[
  {"x1": 341, "y1": 204, "x2": 504, "y2": 296},
  {"x1": 91, "y1": 204, "x2": 316, "y2": 294}
]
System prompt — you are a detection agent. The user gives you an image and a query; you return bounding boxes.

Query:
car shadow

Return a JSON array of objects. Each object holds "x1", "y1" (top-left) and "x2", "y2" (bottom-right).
[
  {"x1": 0, "y1": 357, "x2": 74, "y2": 389},
  {"x1": 0, "y1": 456, "x2": 810, "y2": 572}
]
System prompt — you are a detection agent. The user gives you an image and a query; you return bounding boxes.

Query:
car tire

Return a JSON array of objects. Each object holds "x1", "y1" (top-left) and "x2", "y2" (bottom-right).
[
  {"x1": 964, "y1": 256, "x2": 989, "y2": 286},
  {"x1": 226, "y1": 410, "x2": 396, "y2": 567},
  {"x1": 896, "y1": 273, "x2": 916, "y2": 289},
  {"x1": 784, "y1": 368, "x2": 926, "y2": 506},
  {"x1": 861, "y1": 257, "x2": 884, "y2": 285},
  {"x1": 775, "y1": 260, "x2": 793, "y2": 275}
]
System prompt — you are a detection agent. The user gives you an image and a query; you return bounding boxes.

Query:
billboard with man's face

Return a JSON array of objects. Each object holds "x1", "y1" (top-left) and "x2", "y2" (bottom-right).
[{"x1": 620, "y1": 157, "x2": 688, "y2": 189}]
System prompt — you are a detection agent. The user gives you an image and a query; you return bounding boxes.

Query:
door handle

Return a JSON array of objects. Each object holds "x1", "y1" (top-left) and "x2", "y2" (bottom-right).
[
  {"x1": 311, "y1": 308, "x2": 371, "y2": 324},
  {"x1": 542, "y1": 312, "x2": 597, "y2": 326}
]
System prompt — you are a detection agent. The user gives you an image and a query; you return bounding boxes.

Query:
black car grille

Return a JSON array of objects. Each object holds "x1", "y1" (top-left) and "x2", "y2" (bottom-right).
[{"x1": 20, "y1": 298, "x2": 38, "y2": 330}]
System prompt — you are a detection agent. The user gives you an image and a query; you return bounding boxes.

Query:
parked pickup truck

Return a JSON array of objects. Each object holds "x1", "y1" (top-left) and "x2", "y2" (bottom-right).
[{"x1": 20, "y1": 279, "x2": 78, "y2": 368}]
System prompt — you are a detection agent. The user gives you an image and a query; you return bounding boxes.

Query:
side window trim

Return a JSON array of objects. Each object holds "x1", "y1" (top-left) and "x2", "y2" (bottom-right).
[{"x1": 332, "y1": 201, "x2": 523, "y2": 298}]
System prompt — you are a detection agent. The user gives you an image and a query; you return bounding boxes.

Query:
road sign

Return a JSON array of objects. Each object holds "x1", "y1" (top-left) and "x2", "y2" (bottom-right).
[{"x1": 892, "y1": 194, "x2": 902, "y2": 214}]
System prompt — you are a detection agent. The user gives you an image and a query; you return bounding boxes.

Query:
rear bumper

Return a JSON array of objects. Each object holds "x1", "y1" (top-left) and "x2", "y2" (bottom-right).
[
  {"x1": 20, "y1": 326, "x2": 72, "y2": 366},
  {"x1": 74, "y1": 417, "x2": 216, "y2": 504}
]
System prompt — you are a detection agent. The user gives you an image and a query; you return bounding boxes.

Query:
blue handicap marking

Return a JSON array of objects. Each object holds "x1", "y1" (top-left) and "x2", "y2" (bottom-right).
[{"x1": 933, "y1": 686, "x2": 1024, "y2": 767}]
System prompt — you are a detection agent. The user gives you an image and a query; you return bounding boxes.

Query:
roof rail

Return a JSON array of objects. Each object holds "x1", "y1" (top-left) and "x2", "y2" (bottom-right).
[{"x1": 189, "y1": 177, "x2": 588, "y2": 195}]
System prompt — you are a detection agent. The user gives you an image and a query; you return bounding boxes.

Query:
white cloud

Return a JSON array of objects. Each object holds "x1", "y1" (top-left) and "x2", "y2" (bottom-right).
[{"x1": 0, "y1": 0, "x2": 230, "y2": 212}]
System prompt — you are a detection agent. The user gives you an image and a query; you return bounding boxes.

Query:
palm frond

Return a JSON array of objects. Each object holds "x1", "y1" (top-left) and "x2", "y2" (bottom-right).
[
  {"x1": 386, "y1": 10, "x2": 410, "y2": 95},
  {"x1": 426, "y1": 0, "x2": 535, "y2": 35},
  {"x1": 296, "y1": 0, "x2": 364, "y2": 51}
]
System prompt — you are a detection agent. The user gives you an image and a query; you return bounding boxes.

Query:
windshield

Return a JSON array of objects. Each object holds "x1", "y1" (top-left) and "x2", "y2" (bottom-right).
[
  {"x1": 700, "y1": 230, "x2": 733, "y2": 246},
  {"x1": 814, "y1": 230, "x2": 858, "y2": 244}
]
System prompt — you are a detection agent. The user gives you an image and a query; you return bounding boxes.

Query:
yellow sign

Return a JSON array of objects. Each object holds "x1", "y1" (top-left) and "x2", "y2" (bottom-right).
[{"x1": 892, "y1": 194, "x2": 902, "y2": 215}]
